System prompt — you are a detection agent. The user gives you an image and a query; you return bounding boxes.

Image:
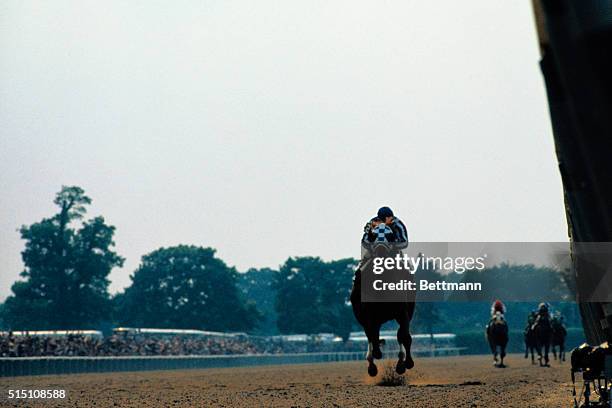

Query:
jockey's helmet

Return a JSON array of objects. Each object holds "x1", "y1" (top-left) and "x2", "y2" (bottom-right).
[{"x1": 377, "y1": 207, "x2": 394, "y2": 220}]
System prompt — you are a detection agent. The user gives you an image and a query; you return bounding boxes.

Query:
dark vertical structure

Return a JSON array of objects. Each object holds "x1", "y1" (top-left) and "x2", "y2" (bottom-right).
[{"x1": 533, "y1": 0, "x2": 612, "y2": 344}]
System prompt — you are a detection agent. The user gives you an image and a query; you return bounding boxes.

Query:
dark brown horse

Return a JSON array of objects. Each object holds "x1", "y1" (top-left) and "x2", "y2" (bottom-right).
[
  {"x1": 487, "y1": 312, "x2": 509, "y2": 367},
  {"x1": 533, "y1": 314, "x2": 553, "y2": 367},
  {"x1": 551, "y1": 317, "x2": 567, "y2": 362},
  {"x1": 524, "y1": 313, "x2": 537, "y2": 364},
  {"x1": 350, "y1": 242, "x2": 416, "y2": 377}
]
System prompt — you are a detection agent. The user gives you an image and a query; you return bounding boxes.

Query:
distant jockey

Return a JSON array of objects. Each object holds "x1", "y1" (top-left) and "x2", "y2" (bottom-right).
[
  {"x1": 491, "y1": 299, "x2": 506, "y2": 318},
  {"x1": 530, "y1": 302, "x2": 551, "y2": 331},
  {"x1": 526, "y1": 310, "x2": 537, "y2": 329},
  {"x1": 487, "y1": 300, "x2": 507, "y2": 332},
  {"x1": 551, "y1": 313, "x2": 566, "y2": 330},
  {"x1": 537, "y1": 302, "x2": 550, "y2": 318}
]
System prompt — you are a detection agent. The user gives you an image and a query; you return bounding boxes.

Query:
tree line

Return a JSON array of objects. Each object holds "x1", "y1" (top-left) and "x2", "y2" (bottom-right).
[
  {"x1": 0, "y1": 187, "x2": 579, "y2": 339},
  {"x1": 0, "y1": 187, "x2": 358, "y2": 338}
]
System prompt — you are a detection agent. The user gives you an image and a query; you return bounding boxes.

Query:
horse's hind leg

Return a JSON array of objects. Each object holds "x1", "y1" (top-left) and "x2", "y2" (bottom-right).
[
  {"x1": 561, "y1": 343, "x2": 566, "y2": 362},
  {"x1": 488, "y1": 338, "x2": 498, "y2": 363},
  {"x1": 396, "y1": 317, "x2": 414, "y2": 373},
  {"x1": 552, "y1": 345, "x2": 557, "y2": 360},
  {"x1": 499, "y1": 346, "x2": 506, "y2": 368}
]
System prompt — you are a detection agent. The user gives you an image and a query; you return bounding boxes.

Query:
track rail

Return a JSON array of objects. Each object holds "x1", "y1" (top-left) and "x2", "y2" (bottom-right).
[{"x1": 0, "y1": 347, "x2": 465, "y2": 378}]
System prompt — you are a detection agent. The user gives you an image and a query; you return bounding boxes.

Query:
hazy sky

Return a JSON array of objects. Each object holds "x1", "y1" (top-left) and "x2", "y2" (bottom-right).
[{"x1": 0, "y1": 1, "x2": 568, "y2": 300}]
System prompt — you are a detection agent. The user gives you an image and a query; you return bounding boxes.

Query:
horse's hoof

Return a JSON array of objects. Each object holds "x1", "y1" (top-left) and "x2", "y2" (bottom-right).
[
  {"x1": 372, "y1": 349, "x2": 383, "y2": 360},
  {"x1": 405, "y1": 356, "x2": 415, "y2": 370},
  {"x1": 367, "y1": 361, "x2": 378, "y2": 377},
  {"x1": 396, "y1": 360, "x2": 406, "y2": 375}
]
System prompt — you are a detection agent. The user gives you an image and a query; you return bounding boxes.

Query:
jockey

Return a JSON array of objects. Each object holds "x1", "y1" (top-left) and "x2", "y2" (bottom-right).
[
  {"x1": 487, "y1": 300, "x2": 507, "y2": 331},
  {"x1": 527, "y1": 310, "x2": 537, "y2": 325},
  {"x1": 362, "y1": 207, "x2": 409, "y2": 248},
  {"x1": 537, "y1": 302, "x2": 550, "y2": 318},
  {"x1": 491, "y1": 299, "x2": 506, "y2": 318},
  {"x1": 356, "y1": 207, "x2": 409, "y2": 277},
  {"x1": 551, "y1": 313, "x2": 567, "y2": 337},
  {"x1": 525, "y1": 310, "x2": 537, "y2": 333},
  {"x1": 551, "y1": 312, "x2": 565, "y2": 326},
  {"x1": 530, "y1": 302, "x2": 552, "y2": 331}
]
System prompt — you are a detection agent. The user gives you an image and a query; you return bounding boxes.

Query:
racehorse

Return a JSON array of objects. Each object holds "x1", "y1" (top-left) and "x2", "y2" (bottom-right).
[
  {"x1": 551, "y1": 317, "x2": 567, "y2": 362},
  {"x1": 350, "y1": 231, "x2": 415, "y2": 377},
  {"x1": 533, "y1": 314, "x2": 553, "y2": 367},
  {"x1": 524, "y1": 313, "x2": 537, "y2": 364},
  {"x1": 486, "y1": 312, "x2": 509, "y2": 368}
]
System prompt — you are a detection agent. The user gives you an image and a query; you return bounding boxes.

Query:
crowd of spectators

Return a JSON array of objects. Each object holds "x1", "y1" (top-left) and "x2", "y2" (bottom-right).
[{"x1": 0, "y1": 332, "x2": 362, "y2": 358}]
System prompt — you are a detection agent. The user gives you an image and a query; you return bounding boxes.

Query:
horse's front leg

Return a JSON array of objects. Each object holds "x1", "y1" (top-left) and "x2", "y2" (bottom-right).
[
  {"x1": 369, "y1": 326, "x2": 382, "y2": 360},
  {"x1": 561, "y1": 343, "x2": 566, "y2": 362},
  {"x1": 365, "y1": 341, "x2": 378, "y2": 377},
  {"x1": 488, "y1": 336, "x2": 497, "y2": 363},
  {"x1": 543, "y1": 342, "x2": 550, "y2": 366},
  {"x1": 535, "y1": 341, "x2": 543, "y2": 366},
  {"x1": 364, "y1": 323, "x2": 381, "y2": 377},
  {"x1": 499, "y1": 345, "x2": 506, "y2": 368}
]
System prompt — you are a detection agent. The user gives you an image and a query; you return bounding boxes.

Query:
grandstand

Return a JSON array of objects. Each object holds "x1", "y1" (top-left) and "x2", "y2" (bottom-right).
[
  {"x1": 0, "y1": 328, "x2": 465, "y2": 377},
  {"x1": 112, "y1": 327, "x2": 247, "y2": 338},
  {"x1": 4, "y1": 330, "x2": 103, "y2": 338}
]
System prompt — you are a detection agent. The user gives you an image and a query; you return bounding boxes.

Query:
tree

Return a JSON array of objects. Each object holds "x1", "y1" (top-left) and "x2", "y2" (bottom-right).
[
  {"x1": 2, "y1": 186, "x2": 124, "y2": 329},
  {"x1": 275, "y1": 257, "x2": 356, "y2": 340},
  {"x1": 238, "y1": 268, "x2": 279, "y2": 335},
  {"x1": 116, "y1": 245, "x2": 259, "y2": 331},
  {"x1": 414, "y1": 302, "x2": 441, "y2": 345},
  {"x1": 412, "y1": 254, "x2": 443, "y2": 337}
]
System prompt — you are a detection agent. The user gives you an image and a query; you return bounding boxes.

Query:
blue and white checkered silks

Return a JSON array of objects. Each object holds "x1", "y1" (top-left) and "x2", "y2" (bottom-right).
[{"x1": 373, "y1": 223, "x2": 393, "y2": 242}]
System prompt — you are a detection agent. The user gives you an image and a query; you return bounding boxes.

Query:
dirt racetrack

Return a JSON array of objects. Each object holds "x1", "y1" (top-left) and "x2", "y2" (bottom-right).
[{"x1": 1, "y1": 354, "x2": 574, "y2": 407}]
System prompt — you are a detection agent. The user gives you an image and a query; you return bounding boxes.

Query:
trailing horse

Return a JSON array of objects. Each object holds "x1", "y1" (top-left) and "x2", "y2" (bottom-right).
[
  {"x1": 524, "y1": 313, "x2": 537, "y2": 364},
  {"x1": 486, "y1": 312, "x2": 509, "y2": 367},
  {"x1": 350, "y1": 239, "x2": 415, "y2": 377},
  {"x1": 532, "y1": 314, "x2": 553, "y2": 367},
  {"x1": 551, "y1": 318, "x2": 567, "y2": 362}
]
